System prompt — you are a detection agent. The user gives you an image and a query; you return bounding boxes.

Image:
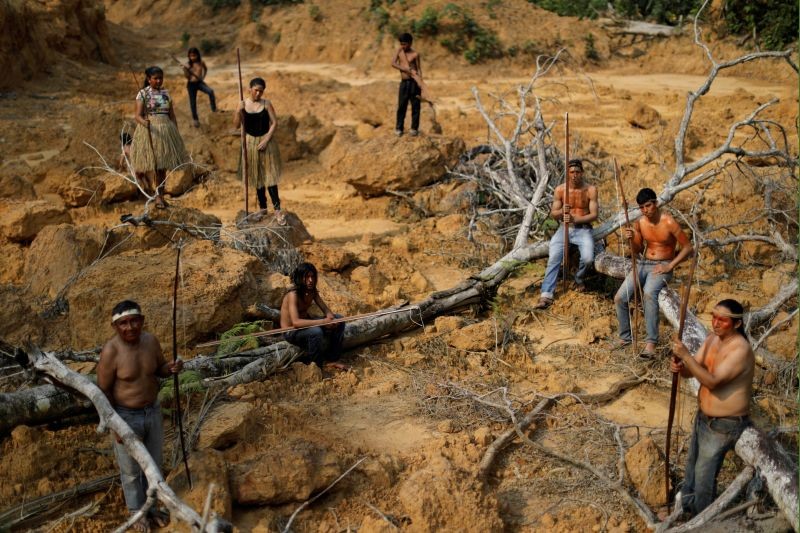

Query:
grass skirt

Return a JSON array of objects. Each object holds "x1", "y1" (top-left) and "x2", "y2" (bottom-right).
[
  {"x1": 239, "y1": 133, "x2": 282, "y2": 188},
  {"x1": 130, "y1": 114, "x2": 188, "y2": 173}
]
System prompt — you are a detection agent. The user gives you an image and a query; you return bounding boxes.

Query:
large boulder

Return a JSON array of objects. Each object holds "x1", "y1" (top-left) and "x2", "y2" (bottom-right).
[
  {"x1": 328, "y1": 135, "x2": 464, "y2": 197},
  {"x1": 58, "y1": 174, "x2": 104, "y2": 207},
  {"x1": 0, "y1": 241, "x2": 24, "y2": 284},
  {"x1": 627, "y1": 102, "x2": 663, "y2": 130},
  {"x1": 274, "y1": 114, "x2": 306, "y2": 161},
  {"x1": 0, "y1": 174, "x2": 36, "y2": 200},
  {"x1": 230, "y1": 440, "x2": 348, "y2": 505},
  {"x1": 0, "y1": 200, "x2": 71, "y2": 242},
  {"x1": 106, "y1": 206, "x2": 222, "y2": 255},
  {"x1": 163, "y1": 167, "x2": 196, "y2": 197},
  {"x1": 196, "y1": 402, "x2": 256, "y2": 450},
  {"x1": 97, "y1": 173, "x2": 139, "y2": 203},
  {"x1": 23, "y1": 224, "x2": 106, "y2": 299},
  {"x1": 0, "y1": 286, "x2": 44, "y2": 344},
  {"x1": 64, "y1": 240, "x2": 269, "y2": 353},
  {"x1": 625, "y1": 436, "x2": 667, "y2": 507}
]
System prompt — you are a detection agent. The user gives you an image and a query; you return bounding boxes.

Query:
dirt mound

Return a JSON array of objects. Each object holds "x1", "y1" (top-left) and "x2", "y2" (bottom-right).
[{"x1": 0, "y1": 0, "x2": 113, "y2": 89}]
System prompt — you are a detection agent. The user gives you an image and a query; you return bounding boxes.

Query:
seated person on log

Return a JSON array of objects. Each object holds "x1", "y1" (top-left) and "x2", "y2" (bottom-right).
[
  {"x1": 671, "y1": 298, "x2": 754, "y2": 516},
  {"x1": 280, "y1": 262, "x2": 347, "y2": 370},
  {"x1": 533, "y1": 158, "x2": 599, "y2": 309},
  {"x1": 96, "y1": 300, "x2": 183, "y2": 532},
  {"x1": 613, "y1": 187, "x2": 693, "y2": 358}
]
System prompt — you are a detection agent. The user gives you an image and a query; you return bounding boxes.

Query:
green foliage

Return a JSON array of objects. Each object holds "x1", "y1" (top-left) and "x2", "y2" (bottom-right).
[
  {"x1": 200, "y1": 38, "x2": 225, "y2": 55},
  {"x1": 203, "y1": 0, "x2": 240, "y2": 9},
  {"x1": 216, "y1": 321, "x2": 266, "y2": 355},
  {"x1": 412, "y1": 6, "x2": 440, "y2": 36},
  {"x1": 528, "y1": 0, "x2": 606, "y2": 19},
  {"x1": 180, "y1": 32, "x2": 191, "y2": 47},
  {"x1": 485, "y1": 0, "x2": 502, "y2": 19},
  {"x1": 723, "y1": 0, "x2": 798, "y2": 50},
  {"x1": 308, "y1": 3, "x2": 322, "y2": 21},
  {"x1": 584, "y1": 32, "x2": 599, "y2": 61},
  {"x1": 158, "y1": 370, "x2": 205, "y2": 403}
]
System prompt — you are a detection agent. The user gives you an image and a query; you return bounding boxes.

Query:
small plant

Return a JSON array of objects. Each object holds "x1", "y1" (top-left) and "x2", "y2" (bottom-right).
[
  {"x1": 216, "y1": 321, "x2": 267, "y2": 355},
  {"x1": 308, "y1": 3, "x2": 322, "y2": 21},
  {"x1": 200, "y1": 38, "x2": 225, "y2": 55},
  {"x1": 180, "y1": 32, "x2": 191, "y2": 47},
  {"x1": 584, "y1": 32, "x2": 599, "y2": 61},
  {"x1": 158, "y1": 370, "x2": 205, "y2": 403}
]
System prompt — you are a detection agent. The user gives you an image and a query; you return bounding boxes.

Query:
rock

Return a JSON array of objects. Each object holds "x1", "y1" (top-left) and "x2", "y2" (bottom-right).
[
  {"x1": 230, "y1": 440, "x2": 347, "y2": 505},
  {"x1": 0, "y1": 200, "x2": 71, "y2": 242},
  {"x1": 64, "y1": 240, "x2": 269, "y2": 353},
  {"x1": 163, "y1": 167, "x2": 195, "y2": 197},
  {"x1": 434, "y1": 316, "x2": 466, "y2": 334},
  {"x1": 626, "y1": 102, "x2": 662, "y2": 129},
  {"x1": 58, "y1": 173, "x2": 104, "y2": 207},
  {"x1": 296, "y1": 114, "x2": 335, "y2": 155},
  {"x1": 318, "y1": 128, "x2": 359, "y2": 169},
  {"x1": 97, "y1": 172, "x2": 139, "y2": 203},
  {"x1": 167, "y1": 449, "x2": 232, "y2": 521},
  {"x1": 435, "y1": 214, "x2": 468, "y2": 236},
  {"x1": 110, "y1": 206, "x2": 222, "y2": 253},
  {"x1": 625, "y1": 436, "x2": 667, "y2": 507},
  {"x1": 302, "y1": 242, "x2": 355, "y2": 272},
  {"x1": 448, "y1": 320, "x2": 495, "y2": 351},
  {"x1": 196, "y1": 402, "x2": 256, "y2": 450},
  {"x1": 0, "y1": 241, "x2": 24, "y2": 284},
  {"x1": 23, "y1": 224, "x2": 106, "y2": 299},
  {"x1": 398, "y1": 455, "x2": 502, "y2": 532},
  {"x1": 290, "y1": 362, "x2": 323, "y2": 384},
  {"x1": 0, "y1": 174, "x2": 36, "y2": 200},
  {"x1": 275, "y1": 114, "x2": 306, "y2": 161},
  {"x1": 0, "y1": 286, "x2": 44, "y2": 343},
  {"x1": 235, "y1": 210, "x2": 313, "y2": 248},
  {"x1": 350, "y1": 264, "x2": 389, "y2": 294},
  {"x1": 328, "y1": 135, "x2": 464, "y2": 197}
]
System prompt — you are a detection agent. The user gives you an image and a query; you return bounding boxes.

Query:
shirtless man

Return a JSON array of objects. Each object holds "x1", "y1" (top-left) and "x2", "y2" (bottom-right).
[
  {"x1": 280, "y1": 262, "x2": 346, "y2": 369},
  {"x1": 614, "y1": 188, "x2": 693, "y2": 357},
  {"x1": 671, "y1": 298, "x2": 754, "y2": 515},
  {"x1": 97, "y1": 300, "x2": 183, "y2": 532},
  {"x1": 533, "y1": 159, "x2": 599, "y2": 309},
  {"x1": 178, "y1": 47, "x2": 217, "y2": 127},
  {"x1": 391, "y1": 32, "x2": 422, "y2": 137}
]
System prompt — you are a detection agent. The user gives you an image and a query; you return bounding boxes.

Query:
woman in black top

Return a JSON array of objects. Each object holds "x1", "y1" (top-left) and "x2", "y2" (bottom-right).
[{"x1": 233, "y1": 77, "x2": 284, "y2": 223}]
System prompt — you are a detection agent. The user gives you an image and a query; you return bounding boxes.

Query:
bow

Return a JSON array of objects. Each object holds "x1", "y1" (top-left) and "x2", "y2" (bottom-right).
[
  {"x1": 237, "y1": 48, "x2": 249, "y2": 216},
  {"x1": 172, "y1": 244, "x2": 192, "y2": 488},
  {"x1": 612, "y1": 158, "x2": 641, "y2": 354},
  {"x1": 561, "y1": 112, "x2": 570, "y2": 294},
  {"x1": 665, "y1": 249, "x2": 699, "y2": 504}
]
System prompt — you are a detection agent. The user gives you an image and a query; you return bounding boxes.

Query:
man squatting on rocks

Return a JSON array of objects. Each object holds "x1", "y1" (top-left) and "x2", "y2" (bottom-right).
[
  {"x1": 391, "y1": 32, "x2": 422, "y2": 137},
  {"x1": 97, "y1": 301, "x2": 183, "y2": 532},
  {"x1": 534, "y1": 159, "x2": 599, "y2": 309},
  {"x1": 671, "y1": 298, "x2": 754, "y2": 516},
  {"x1": 280, "y1": 262, "x2": 347, "y2": 370},
  {"x1": 614, "y1": 187, "x2": 693, "y2": 358}
]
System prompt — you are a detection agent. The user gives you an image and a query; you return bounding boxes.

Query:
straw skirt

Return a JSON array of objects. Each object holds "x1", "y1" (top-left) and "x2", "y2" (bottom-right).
[
  {"x1": 130, "y1": 114, "x2": 188, "y2": 173},
  {"x1": 240, "y1": 133, "x2": 282, "y2": 188}
]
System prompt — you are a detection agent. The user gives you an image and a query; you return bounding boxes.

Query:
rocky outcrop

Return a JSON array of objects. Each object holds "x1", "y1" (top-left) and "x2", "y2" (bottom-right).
[
  {"x1": 0, "y1": 200, "x2": 71, "y2": 243},
  {"x1": 0, "y1": 175, "x2": 37, "y2": 200}
]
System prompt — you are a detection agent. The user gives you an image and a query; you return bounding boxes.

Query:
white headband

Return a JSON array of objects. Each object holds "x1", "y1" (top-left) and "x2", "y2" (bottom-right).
[{"x1": 112, "y1": 308, "x2": 142, "y2": 322}]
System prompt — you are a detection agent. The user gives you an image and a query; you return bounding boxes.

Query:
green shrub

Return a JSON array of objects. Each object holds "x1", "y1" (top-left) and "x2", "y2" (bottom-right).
[
  {"x1": 200, "y1": 38, "x2": 225, "y2": 55},
  {"x1": 180, "y1": 32, "x2": 191, "y2": 47},
  {"x1": 724, "y1": 0, "x2": 798, "y2": 50},
  {"x1": 412, "y1": 6, "x2": 440, "y2": 36},
  {"x1": 308, "y1": 3, "x2": 322, "y2": 21},
  {"x1": 216, "y1": 321, "x2": 267, "y2": 355},
  {"x1": 203, "y1": 0, "x2": 240, "y2": 9},
  {"x1": 584, "y1": 32, "x2": 599, "y2": 61}
]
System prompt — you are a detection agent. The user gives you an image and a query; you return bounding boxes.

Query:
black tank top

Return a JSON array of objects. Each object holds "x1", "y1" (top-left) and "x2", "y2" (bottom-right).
[{"x1": 243, "y1": 105, "x2": 270, "y2": 137}]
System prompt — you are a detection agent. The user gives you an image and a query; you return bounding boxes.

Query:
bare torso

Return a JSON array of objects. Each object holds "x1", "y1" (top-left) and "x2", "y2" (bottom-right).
[
  {"x1": 697, "y1": 334, "x2": 754, "y2": 417},
  {"x1": 97, "y1": 333, "x2": 165, "y2": 409},
  {"x1": 188, "y1": 62, "x2": 205, "y2": 82},
  {"x1": 396, "y1": 50, "x2": 420, "y2": 80},
  {"x1": 280, "y1": 288, "x2": 317, "y2": 328},
  {"x1": 638, "y1": 211, "x2": 685, "y2": 260},
  {"x1": 555, "y1": 183, "x2": 594, "y2": 218}
]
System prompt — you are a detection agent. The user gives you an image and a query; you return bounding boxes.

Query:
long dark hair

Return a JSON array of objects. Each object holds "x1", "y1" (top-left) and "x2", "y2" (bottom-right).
[
  {"x1": 187, "y1": 47, "x2": 202, "y2": 65},
  {"x1": 291, "y1": 262, "x2": 318, "y2": 299},
  {"x1": 716, "y1": 299, "x2": 747, "y2": 338},
  {"x1": 143, "y1": 66, "x2": 163, "y2": 88}
]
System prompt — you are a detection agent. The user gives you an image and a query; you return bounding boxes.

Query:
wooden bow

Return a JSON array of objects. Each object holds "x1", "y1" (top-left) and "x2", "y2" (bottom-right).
[
  {"x1": 237, "y1": 48, "x2": 249, "y2": 216},
  {"x1": 561, "y1": 113, "x2": 570, "y2": 294},
  {"x1": 172, "y1": 245, "x2": 192, "y2": 488},
  {"x1": 612, "y1": 158, "x2": 640, "y2": 354},
  {"x1": 665, "y1": 249, "x2": 699, "y2": 504}
]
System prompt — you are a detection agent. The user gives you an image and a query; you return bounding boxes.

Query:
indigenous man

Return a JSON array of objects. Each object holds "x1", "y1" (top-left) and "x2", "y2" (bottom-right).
[
  {"x1": 533, "y1": 159, "x2": 599, "y2": 309},
  {"x1": 97, "y1": 300, "x2": 183, "y2": 532},
  {"x1": 671, "y1": 299, "x2": 754, "y2": 516},
  {"x1": 613, "y1": 188, "x2": 693, "y2": 357},
  {"x1": 280, "y1": 262, "x2": 347, "y2": 370},
  {"x1": 391, "y1": 32, "x2": 422, "y2": 137}
]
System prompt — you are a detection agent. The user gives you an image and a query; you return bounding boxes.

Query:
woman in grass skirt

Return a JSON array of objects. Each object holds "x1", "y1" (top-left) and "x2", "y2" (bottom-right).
[
  {"x1": 233, "y1": 76, "x2": 285, "y2": 224},
  {"x1": 131, "y1": 66, "x2": 188, "y2": 209}
]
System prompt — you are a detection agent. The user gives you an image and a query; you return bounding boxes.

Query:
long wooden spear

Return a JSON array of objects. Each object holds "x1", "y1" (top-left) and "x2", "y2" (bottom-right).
[
  {"x1": 195, "y1": 307, "x2": 421, "y2": 349},
  {"x1": 561, "y1": 113, "x2": 570, "y2": 294},
  {"x1": 665, "y1": 249, "x2": 699, "y2": 505},
  {"x1": 612, "y1": 158, "x2": 640, "y2": 354},
  {"x1": 237, "y1": 48, "x2": 249, "y2": 216},
  {"x1": 171, "y1": 245, "x2": 192, "y2": 488}
]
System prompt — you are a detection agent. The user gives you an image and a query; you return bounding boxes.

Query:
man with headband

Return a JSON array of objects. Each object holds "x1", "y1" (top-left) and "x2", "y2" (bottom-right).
[
  {"x1": 671, "y1": 298, "x2": 754, "y2": 516},
  {"x1": 97, "y1": 300, "x2": 183, "y2": 532},
  {"x1": 533, "y1": 158, "x2": 599, "y2": 309}
]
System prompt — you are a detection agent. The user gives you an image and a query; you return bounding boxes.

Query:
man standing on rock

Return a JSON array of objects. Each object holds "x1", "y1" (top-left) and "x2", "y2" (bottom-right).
[
  {"x1": 97, "y1": 300, "x2": 183, "y2": 532},
  {"x1": 613, "y1": 187, "x2": 692, "y2": 357},
  {"x1": 533, "y1": 159, "x2": 599, "y2": 309},
  {"x1": 391, "y1": 32, "x2": 422, "y2": 137},
  {"x1": 671, "y1": 298, "x2": 754, "y2": 516}
]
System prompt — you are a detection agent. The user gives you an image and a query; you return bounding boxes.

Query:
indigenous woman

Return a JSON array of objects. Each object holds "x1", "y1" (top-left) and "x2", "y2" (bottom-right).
[
  {"x1": 131, "y1": 66, "x2": 188, "y2": 209},
  {"x1": 233, "y1": 77, "x2": 285, "y2": 224}
]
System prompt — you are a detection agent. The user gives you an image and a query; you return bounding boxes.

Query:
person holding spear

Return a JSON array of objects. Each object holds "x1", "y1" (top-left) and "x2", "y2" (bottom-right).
[
  {"x1": 533, "y1": 159, "x2": 599, "y2": 309},
  {"x1": 280, "y1": 262, "x2": 347, "y2": 370},
  {"x1": 233, "y1": 76, "x2": 285, "y2": 224}
]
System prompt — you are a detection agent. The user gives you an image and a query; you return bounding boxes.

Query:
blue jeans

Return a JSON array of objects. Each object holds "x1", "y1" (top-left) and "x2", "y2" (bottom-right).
[
  {"x1": 614, "y1": 260, "x2": 672, "y2": 344},
  {"x1": 112, "y1": 403, "x2": 164, "y2": 512},
  {"x1": 682, "y1": 411, "x2": 749, "y2": 515},
  {"x1": 540, "y1": 225, "x2": 595, "y2": 299},
  {"x1": 187, "y1": 81, "x2": 216, "y2": 121},
  {"x1": 283, "y1": 314, "x2": 345, "y2": 366}
]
